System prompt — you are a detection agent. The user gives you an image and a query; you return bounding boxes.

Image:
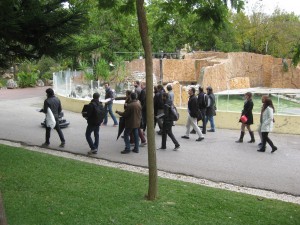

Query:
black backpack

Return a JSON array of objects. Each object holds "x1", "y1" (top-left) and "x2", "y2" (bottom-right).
[
  {"x1": 81, "y1": 104, "x2": 90, "y2": 118},
  {"x1": 170, "y1": 104, "x2": 179, "y2": 121},
  {"x1": 92, "y1": 102, "x2": 105, "y2": 124},
  {"x1": 82, "y1": 102, "x2": 105, "y2": 124}
]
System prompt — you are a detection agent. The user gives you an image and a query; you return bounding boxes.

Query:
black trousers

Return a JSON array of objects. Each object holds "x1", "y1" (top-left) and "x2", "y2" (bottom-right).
[
  {"x1": 261, "y1": 132, "x2": 275, "y2": 149},
  {"x1": 45, "y1": 118, "x2": 65, "y2": 144},
  {"x1": 161, "y1": 124, "x2": 179, "y2": 148}
]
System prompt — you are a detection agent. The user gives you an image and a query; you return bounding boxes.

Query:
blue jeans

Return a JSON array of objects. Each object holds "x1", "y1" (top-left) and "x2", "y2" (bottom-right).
[
  {"x1": 104, "y1": 103, "x2": 118, "y2": 125},
  {"x1": 205, "y1": 116, "x2": 215, "y2": 131},
  {"x1": 124, "y1": 128, "x2": 139, "y2": 151},
  {"x1": 85, "y1": 124, "x2": 100, "y2": 150}
]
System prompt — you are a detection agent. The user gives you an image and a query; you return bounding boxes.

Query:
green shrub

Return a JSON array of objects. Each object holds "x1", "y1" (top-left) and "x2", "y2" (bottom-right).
[
  {"x1": 95, "y1": 58, "x2": 110, "y2": 81},
  {"x1": 41, "y1": 71, "x2": 53, "y2": 80},
  {"x1": 17, "y1": 71, "x2": 38, "y2": 88}
]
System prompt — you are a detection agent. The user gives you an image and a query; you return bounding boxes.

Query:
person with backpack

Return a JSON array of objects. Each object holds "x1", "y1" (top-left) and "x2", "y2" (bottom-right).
[
  {"x1": 139, "y1": 82, "x2": 147, "y2": 133},
  {"x1": 157, "y1": 93, "x2": 180, "y2": 151},
  {"x1": 154, "y1": 84, "x2": 165, "y2": 135},
  {"x1": 102, "y1": 82, "x2": 118, "y2": 127},
  {"x1": 198, "y1": 86, "x2": 208, "y2": 134},
  {"x1": 206, "y1": 86, "x2": 217, "y2": 132},
  {"x1": 41, "y1": 88, "x2": 65, "y2": 148},
  {"x1": 85, "y1": 92, "x2": 104, "y2": 155},
  {"x1": 181, "y1": 87, "x2": 205, "y2": 141},
  {"x1": 191, "y1": 86, "x2": 208, "y2": 134}
]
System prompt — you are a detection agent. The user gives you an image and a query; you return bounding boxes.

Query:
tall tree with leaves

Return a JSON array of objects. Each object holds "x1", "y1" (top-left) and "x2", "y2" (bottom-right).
[{"x1": 0, "y1": 0, "x2": 88, "y2": 68}]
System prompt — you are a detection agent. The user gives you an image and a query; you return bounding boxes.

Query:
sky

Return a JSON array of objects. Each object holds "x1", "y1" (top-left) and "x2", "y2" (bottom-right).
[{"x1": 244, "y1": 0, "x2": 300, "y2": 15}]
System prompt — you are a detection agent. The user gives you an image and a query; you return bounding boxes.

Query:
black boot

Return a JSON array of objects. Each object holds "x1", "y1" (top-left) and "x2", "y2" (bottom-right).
[
  {"x1": 257, "y1": 148, "x2": 265, "y2": 152},
  {"x1": 248, "y1": 131, "x2": 255, "y2": 143},
  {"x1": 235, "y1": 131, "x2": 245, "y2": 143}
]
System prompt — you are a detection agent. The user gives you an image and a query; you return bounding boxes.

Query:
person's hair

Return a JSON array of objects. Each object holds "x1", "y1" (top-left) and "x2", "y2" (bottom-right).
[
  {"x1": 206, "y1": 86, "x2": 213, "y2": 94},
  {"x1": 263, "y1": 98, "x2": 275, "y2": 112},
  {"x1": 157, "y1": 84, "x2": 163, "y2": 90},
  {"x1": 245, "y1": 92, "x2": 252, "y2": 98},
  {"x1": 190, "y1": 87, "x2": 195, "y2": 94},
  {"x1": 154, "y1": 86, "x2": 158, "y2": 93},
  {"x1": 104, "y1": 82, "x2": 109, "y2": 86},
  {"x1": 130, "y1": 92, "x2": 137, "y2": 100},
  {"x1": 162, "y1": 92, "x2": 169, "y2": 99},
  {"x1": 198, "y1": 86, "x2": 204, "y2": 92},
  {"x1": 93, "y1": 92, "x2": 100, "y2": 99},
  {"x1": 46, "y1": 88, "x2": 54, "y2": 97},
  {"x1": 167, "y1": 85, "x2": 172, "y2": 91},
  {"x1": 261, "y1": 95, "x2": 269, "y2": 102},
  {"x1": 126, "y1": 90, "x2": 132, "y2": 96},
  {"x1": 135, "y1": 80, "x2": 140, "y2": 85}
]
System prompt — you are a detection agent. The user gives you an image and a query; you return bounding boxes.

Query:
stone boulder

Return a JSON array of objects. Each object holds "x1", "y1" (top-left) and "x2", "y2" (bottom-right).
[
  {"x1": 6, "y1": 79, "x2": 18, "y2": 89},
  {"x1": 36, "y1": 79, "x2": 45, "y2": 87}
]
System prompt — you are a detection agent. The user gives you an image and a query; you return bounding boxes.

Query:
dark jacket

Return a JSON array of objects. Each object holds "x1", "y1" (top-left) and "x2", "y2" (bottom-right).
[
  {"x1": 43, "y1": 96, "x2": 62, "y2": 119},
  {"x1": 240, "y1": 99, "x2": 254, "y2": 125},
  {"x1": 163, "y1": 99, "x2": 173, "y2": 128},
  {"x1": 197, "y1": 92, "x2": 208, "y2": 110},
  {"x1": 118, "y1": 100, "x2": 142, "y2": 128},
  {"x1": 188, "y1": 94, "x2": 198, "y2": 118},
  {"x1": 105, "y1": 87, "x2": 114, "y2": 105},
  {"x1": 154, "y1": 90, "x2": 164, "y2": 115},
  {"x1": 139, "y1": 87, "x2": 146, "y2": 112},
  {"x1": 206, "y1": 94, "x2": 216, "y2": 117},
  {"x1": 86, "y1": 99, "x2": 103, "y2": 126}
]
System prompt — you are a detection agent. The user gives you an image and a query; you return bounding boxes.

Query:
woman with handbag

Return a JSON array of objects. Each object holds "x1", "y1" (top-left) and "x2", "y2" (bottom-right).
[
  {"x1": 257, "y1": 98, "x2": 277, "y2": 153},
  {"x1": 236, "y1": 92, "x2": 255, "y2": 143}
]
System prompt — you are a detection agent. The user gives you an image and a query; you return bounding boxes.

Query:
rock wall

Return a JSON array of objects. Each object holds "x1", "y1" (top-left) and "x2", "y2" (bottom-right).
[{"x1": 124, "y1": 51, "x2": 300, "y2": 95}]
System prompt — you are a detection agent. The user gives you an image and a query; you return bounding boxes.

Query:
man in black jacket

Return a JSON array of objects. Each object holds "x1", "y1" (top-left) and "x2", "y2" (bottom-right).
[
  {"x1": 139, "y1": 81, "x2": 147, "y2": 132},
  {"x1": 85, "y1": 93, "x2": 104, "y2": 154},
  {"x1": 181, "y1": 87, "x2": 204, "y2": 141},
  {"x1": 153, "y1": 84, "x2": 165, "y2": 134},
  {"x1": 103, "y1": 82, "x2": 118, "y2": 126},
  {"x1": 41, "y1": 88, "x2": 65, "y2": 147},
  {"x1": 157, "y1": 93, "x2": 180, "y2": 150}
]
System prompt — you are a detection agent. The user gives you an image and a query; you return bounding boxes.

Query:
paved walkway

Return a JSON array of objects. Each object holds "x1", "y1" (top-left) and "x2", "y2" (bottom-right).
[{"x1": 1, "y1": 87, "x2": 300, "y2": 196}]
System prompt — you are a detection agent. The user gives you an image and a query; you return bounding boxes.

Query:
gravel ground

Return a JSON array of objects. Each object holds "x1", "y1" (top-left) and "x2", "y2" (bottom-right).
[{"x1": 1, "y1": 140, "x2": 299, "y2": 205}]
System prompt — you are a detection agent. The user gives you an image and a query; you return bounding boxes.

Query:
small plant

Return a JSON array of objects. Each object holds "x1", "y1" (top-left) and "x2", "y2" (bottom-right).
[
  {"x1": 95, "y1": 58, "x2": 110, "y2": 81},
  {"x1": 17, "y1": 71, "x2": 38, "y2": 88},
  {"x1": 79, "y1": 61, "x2": 94, "y2": 81},
  {"x1": 282, "y1": 58, "x2": 289, "y2": 72}
]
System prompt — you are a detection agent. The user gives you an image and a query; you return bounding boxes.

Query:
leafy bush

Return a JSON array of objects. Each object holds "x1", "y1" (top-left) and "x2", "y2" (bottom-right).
[
  {"x1": 17, "y1": 71, "x2": 38, "y2": 88},
  {"x1": 95, "y1": 58, "x2": 110, "y2": 81},
  {"x1": 79, "y1": 61, "x2": 94, "y2": 81},
  {"x1": 0, "y1": 77, "x2": 6, "y2": 88},
  {"x1": 37, "y1": 56, "x2": 56, "y2": 78},
  {"x1": 41, "y1": 71, "x2": 53, "y2": 80}
]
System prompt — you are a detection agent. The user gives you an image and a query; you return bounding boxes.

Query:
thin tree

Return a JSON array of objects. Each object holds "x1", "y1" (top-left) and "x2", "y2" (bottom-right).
[{"x1": 136, "y1": 0, "x2": 158, "y2": 200}]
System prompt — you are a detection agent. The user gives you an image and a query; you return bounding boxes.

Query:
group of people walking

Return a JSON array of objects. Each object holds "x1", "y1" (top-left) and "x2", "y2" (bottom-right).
[
  {"x1": 40, "y1": 84, "x2": 277, "y2": 155},
  {"x1": 236, "y1": 92, "x2": 278, "y2": 153}
]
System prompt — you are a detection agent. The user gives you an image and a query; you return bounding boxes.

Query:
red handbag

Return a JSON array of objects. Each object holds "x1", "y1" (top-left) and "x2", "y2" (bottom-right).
[{"x1": 240, "y1": 115, "x2": 248, "y2": 123}]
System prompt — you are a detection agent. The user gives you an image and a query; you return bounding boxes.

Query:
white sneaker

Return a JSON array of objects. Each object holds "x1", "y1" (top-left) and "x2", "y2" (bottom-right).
[
  {"x1": 88, "y1": 149, "x2": 97, "y2": 155},
  {"x1": 140, "y1": 142, "x2": 147, "y2": 147}
]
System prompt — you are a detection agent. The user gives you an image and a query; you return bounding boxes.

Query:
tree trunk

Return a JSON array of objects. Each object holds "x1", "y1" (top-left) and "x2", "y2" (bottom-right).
[{"x1": 136, "y1": 0, "x2": 158, "y2": 200}]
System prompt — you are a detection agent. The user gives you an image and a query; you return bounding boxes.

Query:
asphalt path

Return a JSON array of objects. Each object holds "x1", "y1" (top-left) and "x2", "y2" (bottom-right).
[{"x1": 1, "y1": 87, "x2": 300, "y2": 196}]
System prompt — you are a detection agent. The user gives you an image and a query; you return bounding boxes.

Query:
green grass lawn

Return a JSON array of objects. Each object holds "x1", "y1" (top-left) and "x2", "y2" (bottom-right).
[{"x1": 0, "y1": 144, "x2": 299, "y2": 225}]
